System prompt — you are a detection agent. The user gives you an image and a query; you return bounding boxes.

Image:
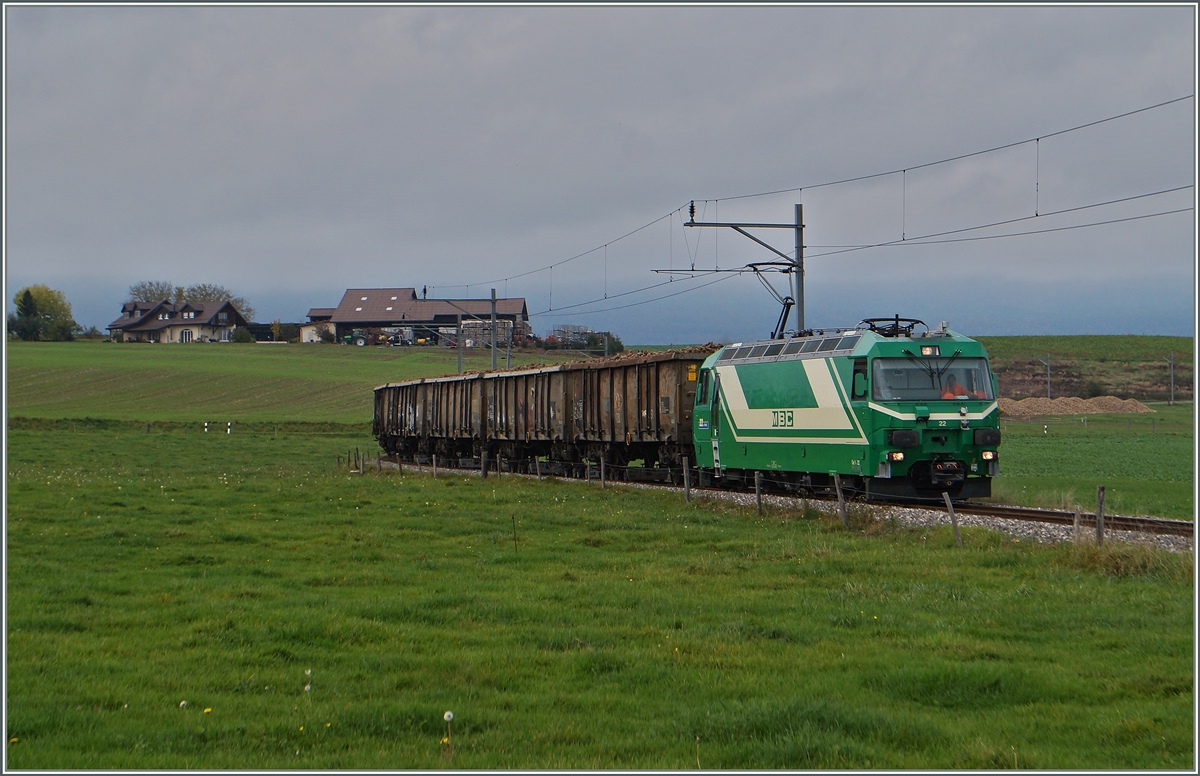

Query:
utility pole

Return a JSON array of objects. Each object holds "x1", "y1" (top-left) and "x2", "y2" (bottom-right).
[
  {"x1": 456, "y1": 313, "x2": 463, "y2": 374},
  {"x1": 490, "y1": 288, "x2": 497, "y2": 371},
  {"x1": 1036, "y1": 354, "x2": 1051, "y2": 399},
  {"x1": 794, "y1": 204, "x2": 804, "y2": 332}
]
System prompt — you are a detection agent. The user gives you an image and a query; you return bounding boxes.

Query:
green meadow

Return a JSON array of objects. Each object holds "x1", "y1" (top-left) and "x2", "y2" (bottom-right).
[
  {"x1": 992, "y1": 405, "x2": 1194, "y2": 520},
  {"x1": 4, "y1": 338, "x2": 1195, "y2": 768},
  {"x1": 4, "y1": 340, "x2": 569, "y2": 423}
]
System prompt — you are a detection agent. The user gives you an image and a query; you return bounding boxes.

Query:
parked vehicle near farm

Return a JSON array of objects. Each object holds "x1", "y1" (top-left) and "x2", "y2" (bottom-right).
[{"x1": 373, "y1": 317, "x2": 1001, "y2": 500}]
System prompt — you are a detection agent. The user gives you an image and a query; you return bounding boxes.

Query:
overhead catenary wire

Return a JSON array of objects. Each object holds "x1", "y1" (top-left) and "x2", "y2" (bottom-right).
[
  {"x1": 564, "y1": 195, "x2": 1191, "y2": 316},
  {"x1": 703, "y1": 94, "x2": 1192, "y2": 203},
  {"x1": 804, "y1": 184, "x2": 1192, "y2": 259},
  {"x1": 529, "y1": 271, "x2": 742, "y2": 318},
  {"x1": 430, "y1": 94, "x2": 1190, "y2": 320}
]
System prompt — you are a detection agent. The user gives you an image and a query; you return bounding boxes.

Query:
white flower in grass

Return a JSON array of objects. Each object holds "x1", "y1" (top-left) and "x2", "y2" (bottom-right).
[
  {"x1": 179, "y1": 700, "x2": 187, "y2": 708},
  {"x1": 304, "y1": 683, "x2": 312, "y2": 692},
  {"x1": 305, "y1": 668, "x2": 312, "y2": 676},
  {"x1": 444, "y1": 711, "x2": 454, "y2": 722}
]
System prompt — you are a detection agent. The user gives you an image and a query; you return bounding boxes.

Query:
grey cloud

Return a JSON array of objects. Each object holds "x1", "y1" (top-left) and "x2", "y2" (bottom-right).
[{"x1": 5, "y1": 6, "x2": 1194, "y2": 340}]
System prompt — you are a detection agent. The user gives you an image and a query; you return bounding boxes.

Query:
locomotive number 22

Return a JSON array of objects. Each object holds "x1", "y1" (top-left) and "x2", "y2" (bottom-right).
[{"x1": 771, "y1": 410, "x2": 794, "y2": 427}]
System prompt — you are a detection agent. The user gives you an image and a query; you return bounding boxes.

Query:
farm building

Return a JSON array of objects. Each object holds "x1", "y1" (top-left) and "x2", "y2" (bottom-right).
[
  {"x1": 307, "y1": 288, "x2": 531, "y2": 345},
  {"x1": 106, "y1": 300, "x2": 249, "y2": 343}
]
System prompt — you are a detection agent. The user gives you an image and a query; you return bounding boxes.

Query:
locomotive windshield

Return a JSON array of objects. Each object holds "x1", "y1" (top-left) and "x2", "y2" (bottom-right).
[{"x1": 871, "y1": 357, "x2": 994, "y2": 402}]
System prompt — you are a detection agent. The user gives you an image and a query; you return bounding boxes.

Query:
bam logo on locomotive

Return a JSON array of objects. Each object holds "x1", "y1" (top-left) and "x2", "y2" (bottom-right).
[{"x1": 714, "y1": 359, "x2": 868, "y2": 444}]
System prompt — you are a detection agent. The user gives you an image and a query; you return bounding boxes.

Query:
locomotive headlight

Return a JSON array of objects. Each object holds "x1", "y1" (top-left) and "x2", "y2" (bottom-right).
[
  {"x1": 981, "y1": 450, "x2": 997, "y2": 461},
  {"x1": 886, "y1": 451, "x2": 905, "y2": 462}
]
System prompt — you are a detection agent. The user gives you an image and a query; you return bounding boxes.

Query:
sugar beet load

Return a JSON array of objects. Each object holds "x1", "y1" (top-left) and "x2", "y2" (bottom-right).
[{"x1": 373, "y1": 318, "x2": 1001, "y2": 500}]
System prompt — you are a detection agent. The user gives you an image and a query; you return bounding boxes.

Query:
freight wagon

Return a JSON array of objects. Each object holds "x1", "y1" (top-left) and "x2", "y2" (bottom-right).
[{"x1": 372, "y1": 349, "x2": 711, "y2": 471}]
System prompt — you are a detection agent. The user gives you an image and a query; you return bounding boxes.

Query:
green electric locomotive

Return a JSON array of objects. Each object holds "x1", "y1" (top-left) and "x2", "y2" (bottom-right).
[{"x1": 691, "y1": 317, "x2": 1000, "y2": 500}]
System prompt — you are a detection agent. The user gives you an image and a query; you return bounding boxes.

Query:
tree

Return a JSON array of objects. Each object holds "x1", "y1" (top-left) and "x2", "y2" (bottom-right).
[
  {"x1": 182, "y1": 283, "x2": 255, "y2": 322},
  {"x1": 232, "y1": 327, "x2": 255, "y2": 343},
  {"x1": 10, "y1": 285, "x2": 77, "y2": 341},
  {"x1": 126, "y1": 280, "x2": 256, "y2": 322},
  {"x1": 8, "y1": 289, "x2": 41, "y2": 341},
  {"x1": 127, "y1": 280, "x2": 177, "y2": 303}
]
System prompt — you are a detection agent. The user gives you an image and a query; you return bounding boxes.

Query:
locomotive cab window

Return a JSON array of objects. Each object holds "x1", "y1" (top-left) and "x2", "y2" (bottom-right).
[{"x1": 871, "y1": 358, "x2": 995, "y2": 402}]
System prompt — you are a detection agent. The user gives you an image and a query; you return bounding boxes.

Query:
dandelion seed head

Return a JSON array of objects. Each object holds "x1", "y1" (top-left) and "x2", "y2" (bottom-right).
[
  {"x1": 444, "y1": 711, "x2": 454, "y2": 722},
  {"x1": 179, "y1": 700, "x2": 188, "y2": 708}
]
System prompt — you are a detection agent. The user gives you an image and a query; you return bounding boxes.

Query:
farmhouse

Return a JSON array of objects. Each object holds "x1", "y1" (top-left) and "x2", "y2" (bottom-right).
[
  {"x1": 308, "y1": 288, "x2": 531, "y2": 345},
  {"x1": 106, "y1": 300, "x2": 249, "y2": 343}
]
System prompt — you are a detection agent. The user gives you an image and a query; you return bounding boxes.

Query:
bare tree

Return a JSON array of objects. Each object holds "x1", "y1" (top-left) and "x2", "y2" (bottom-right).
[
  {"x1": 126, "y1": 280, "x2": 255, "y2": 321},
  {"x1": 182, "y1": 283, "x2": 255, "y2": 322},
  {"x1": 127, "y1": 280, "x2": 177, "y2": 302}
]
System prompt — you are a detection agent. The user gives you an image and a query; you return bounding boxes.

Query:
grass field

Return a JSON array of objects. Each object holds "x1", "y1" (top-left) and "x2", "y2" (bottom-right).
[
  {"x1": 4, "y1": 340, "x2": 575, "y2": 423},
  {"x1": 991, "y1": 403, "x2": 1194, "y2": 520},
  {"x1": 972, "y1": 335, "x2": 1192, "y2": 363},
  {"x1": 5, "y1": 337, "x2": 1195, "y2": 768},
  {"x1": 7, "y1": 339, "x2": 1193, "y2": 519},
  {"x1": 5, "y1": 423, "x2": 1193, "y2": 769}
]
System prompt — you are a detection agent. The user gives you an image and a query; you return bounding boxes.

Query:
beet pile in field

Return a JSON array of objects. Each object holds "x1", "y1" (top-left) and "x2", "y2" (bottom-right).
[{"x1": 998, "y1": 396, "x2": 1154, "y2": 416}]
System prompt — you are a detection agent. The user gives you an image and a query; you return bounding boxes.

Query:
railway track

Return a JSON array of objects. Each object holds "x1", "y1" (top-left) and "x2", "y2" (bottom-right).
[
  {"x1": 948, "y1": 502, "x2": 1194, "y2": 538},
  {"x1": 383, "y1": 455, "x2": 1193, "y2": 540}
]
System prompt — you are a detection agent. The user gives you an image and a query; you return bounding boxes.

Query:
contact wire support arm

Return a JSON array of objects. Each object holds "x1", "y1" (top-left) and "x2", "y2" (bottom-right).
[{"x1": 683, "y1": 201, "x2": 805, "y2": 330}]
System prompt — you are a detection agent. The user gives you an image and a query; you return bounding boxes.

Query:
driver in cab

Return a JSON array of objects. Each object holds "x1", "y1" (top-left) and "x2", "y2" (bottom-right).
[{"x1": 941, "y1": 374, "x2": 985, "y2": 400}]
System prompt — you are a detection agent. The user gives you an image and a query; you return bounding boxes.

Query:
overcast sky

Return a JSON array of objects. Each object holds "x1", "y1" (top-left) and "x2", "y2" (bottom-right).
[{"x1": 4, "y1": 5, "x2": 1196, "y2": 342}]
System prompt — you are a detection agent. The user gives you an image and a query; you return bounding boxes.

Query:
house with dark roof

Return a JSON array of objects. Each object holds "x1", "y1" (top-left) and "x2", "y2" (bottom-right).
[
  {"x1": 307, "y1": 288, "x2": 530, "y2": 345},
  {"x1": 106, "y1": 300, "x2": 249, "y2": 343}
]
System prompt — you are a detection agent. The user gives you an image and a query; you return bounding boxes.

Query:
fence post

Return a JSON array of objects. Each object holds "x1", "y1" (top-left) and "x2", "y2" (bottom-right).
[
  {"x1": 1096, "y1": 486, "x2": 1105, "y2": 546},
  {"x1": 601, "y1": 459, "x2": 606, "y2": 490},
  {"x1": 535, "y1": 457, "x2": 542, "y2": 479},
  {"x1": 943, "y1": 491, "x2": 963, "y2": 547},
  {"x1": 376, "y1": 454, "x2": 381, "y2": 473},
  {"x1": 755, "y1": 471, "x2": 763, "y2": 516},
  {"x1": 481, "y1": 451, "x2": 488, "y2": 479},
  {"x1": 833, "y1": 474, "x2": 849, "y2": 529},
  {"x1": 1073, "y1": 505, "x2": 1081, "y2": 544},
  {"x1": 683, "y1": 457, "x2": 691, "y2": 503},
  {"x1": 433, "y1": 454, "x2": 438, "y2": 478}
]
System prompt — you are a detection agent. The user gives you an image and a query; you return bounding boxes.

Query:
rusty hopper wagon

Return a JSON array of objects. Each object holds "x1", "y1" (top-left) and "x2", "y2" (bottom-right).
[{"x1": 372, "y1": 350, "x2": 712, "y2": 472}]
